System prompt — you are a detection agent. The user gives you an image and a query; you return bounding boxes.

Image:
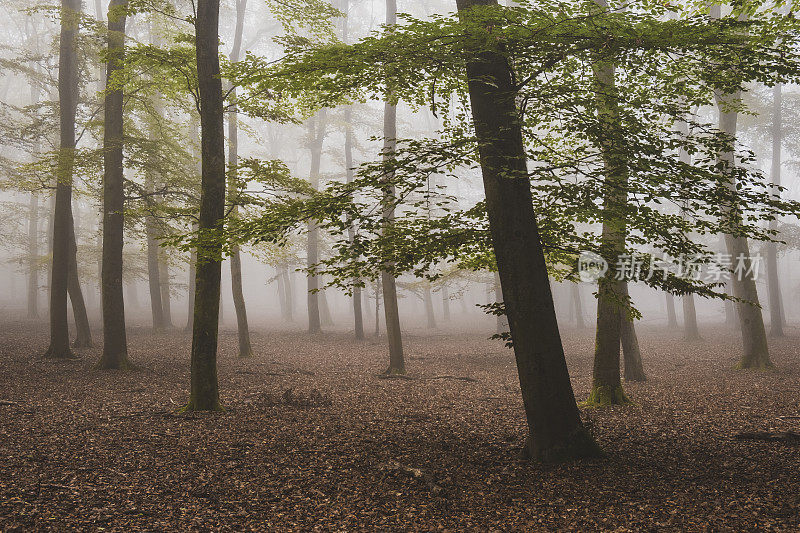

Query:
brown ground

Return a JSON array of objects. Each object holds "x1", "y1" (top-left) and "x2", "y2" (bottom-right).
[{"x1": 0, "y1": 319, "x2": 798, "y2": 531}]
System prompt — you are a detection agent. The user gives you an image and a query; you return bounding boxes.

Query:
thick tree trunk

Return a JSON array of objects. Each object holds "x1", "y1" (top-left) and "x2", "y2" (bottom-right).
[
  {"x1": 457, "y1": 0, "x2": 599, "y2": 461},
  {"x1": 97, "y1": 0, "x2": 132, "y2": 370},
  {"x1": 45, "y1": 0, "x2": 82, "y2": 359},
  {"x1": 767, "y1": 83, "x2": 784, "y2": 337},
  {"x1": 228, "y1": 0, "x2": 253, "y2": 357},
  {"x1": 620, "y1": 284, "x2": 646, "y2": 382},
  {"x1": 682, "y1": 294, "x2": 701, "y2": 340},
  {"x1": 185, "y1": 0, "x2": 224, "y2": 411},
  {"x1": 306, "y1": 111, "x2": 326, "y2": 334}
]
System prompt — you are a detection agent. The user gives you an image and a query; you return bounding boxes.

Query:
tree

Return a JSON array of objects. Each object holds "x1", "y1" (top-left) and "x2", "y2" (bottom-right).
[
  {"x1": 381, "y1": 0, "x2": 405, "y2": 375},
  {"x1": 228, "y1": 0, "x2": 254, "y2": 358},
  {"x1": 97, "y1": 0, "x2": 133, "y2": 370},
  {"x1": 456, "y1": 0, "x2": 600, "y2": 461},
  {"x1": 341, "y1": 0, "x2": 364, "y2": 340},
  {"x1": 585, "y1": 0, "x2": 631, "y2": 407},
  {"x1": 766, "y1": 83, "x2": 785, "y2": 337},
  {"x1": 185, "y1": 0, "x2": 225, "y2": 411},
  {"x1": 712, "y1": 5, "x2": 771, "y2": 370},
  {"x1": 44, "y1": 0, "x2": 82, "y2": 360},
  {"x1": 620, "y1": 283, "x2": 645, "y2": 382},
  {"x1": 306, "y1": 110, "x2": 327, "y2": 334}
]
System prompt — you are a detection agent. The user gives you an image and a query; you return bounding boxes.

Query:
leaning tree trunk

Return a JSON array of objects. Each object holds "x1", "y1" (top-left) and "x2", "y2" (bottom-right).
[
  {"x1": 457, "y1": 0, "x2": 600, "y2": 461},
  {"x1": 45, "y1": 0, "x2": 82, "y2": 359},
  {"x1": 227, "y1": 0, "x2": 253, "y2": 358},
  {"x1": 68, "y1": 214, "x2": 93, "y2": 348},
  {"x1": 620, "y1": 283, "x2": 646, "y2": 382},
  {"x1": 767, "y1": 83, "x2": 785, "y2": 337},
  {"x1": 97, "y1": 0, "x2": 132, "y2": 370},
  {"x1": 306, "y1": 111, "x2": 326, "y2": 334},
  {"x1": 184, "y1": 0, "x2": 225, "y2": 411},
  {"x1": 587, "y1": 0, "x2": 630, "y2": 406}
]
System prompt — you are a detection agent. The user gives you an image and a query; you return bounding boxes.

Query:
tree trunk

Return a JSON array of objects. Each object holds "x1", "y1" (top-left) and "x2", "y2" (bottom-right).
[
  {"x1": 159, "y1": 254, "x2": 173, "y2": 327},
  {"x1": 423, "y1": 287, "x2": 437, "y2": 329},
  {"x1": 185, "y1": 229, "x2": 197, "y2": 332},
  {"x1": 306, "y1": 111, "x2": 326, "y2": 334},
  {"x1": 68, "y1": 215, "x2": 93, "y2": 348},
  {"x1": 320, "y1": 288, "x2": 334, "y2": 327},
  {"x1": 146, "y1": 207, "x2": 164, "y2": 330},
  {"x1": 619, "y1": 283, "x2": 646, "y2": 382},
  {"x1": 767, "y1": 83, "x2": 784, "y2": 337},
  {"x1": 572, "y1": 283, "x2": 585, "y2": 329},
  {"x1": 457, "y1": 0, "x2": 600, "y2": 461},
  {"x1": 682, "y1": 294, "x2": 701, "y2": 340},
  {"x1": 97, "y1": 0, "x2": 132, "y2": 369},
  {"x1": 715, "y1": 92, "x2": 771, "y2": 368},
  {"x1": 341, "y1": 1, "x2": 364, "y2": 340},
  {"x1": 494, "y1": 271, "x2": 508, "y2": 334},
  {"x1": 27, "y1": 192, "x2": 40, "y2": 320},
  {"x1": 45, "y1": 0, "x2": 82, "y2": 359},
  {"x1": 185, "y1": 0, "x2": 224, "y2": 411},
  {"x1": 227, "y1": 0, "x2": 253, "y2": 357},
  {"x1": 665, "y1": 293, "x2": 677, "y2": 328},
  {"x1": 374, "y1": 278, "x2": 381, "y2": 337},
  {"x1": 587, "y1": 0, "x2": 630, "y2": 406},
  {"x1": 442, "y1": 285, "x2": 451, "y2": 321}
]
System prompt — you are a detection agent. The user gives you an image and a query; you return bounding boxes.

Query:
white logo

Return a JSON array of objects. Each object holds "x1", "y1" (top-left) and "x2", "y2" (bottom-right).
[{"x1": 578, "y1": 251, "x2": 608, "y2": 282}]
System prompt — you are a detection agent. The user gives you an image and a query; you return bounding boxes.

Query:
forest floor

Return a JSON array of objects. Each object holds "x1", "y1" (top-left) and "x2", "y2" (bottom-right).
[{"x1": 0, "y1": 319, "x2": 799, "y2": 531}]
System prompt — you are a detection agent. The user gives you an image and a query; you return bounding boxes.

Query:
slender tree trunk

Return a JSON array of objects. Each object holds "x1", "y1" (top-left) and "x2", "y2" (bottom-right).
[
  {"x1": 665, "y1": 293, "x2": 677, "y2": 328},
  {"x1": 620, "y1": 283, "x2": 645, "y2": 382},
  {"x1": 457, "y1": 0, "x2": 600, "y2": 461},
  {"x1": 185, "y1": 230, "x2": 197, "y2": 332},
  {"x1": 340, "y1": 0, "x2": 364, "y2": 340},
  {"x1": 98, "y1": 0, "x2": 132, "y2": 369},
  {"x1": 27, "y1": 192, "x2": 40, "y2": 319},
  {"x1": 185, "y1": 0, "x2": 225, "y2": 411},
  {"x1": 45, "y1": 0, "x2": 82, "y2": 359},
  {"x1": 494, "y1": 271, "x2": 508, "y2": 334},
  {"x1": 374, "y1": 278, "x2": 381, "y2": 337},
  {"x1": 159, "y1": 254, "x2": 173, "y2": 327},
  {"x1": 306, "y1": 111, "x2": 326, "y2": 334},
  {"x1": 587, "y1": 0, "x2": 630, "y2": 406},
  {"x1": 227, "y1": 0, "x2": 253, "y2": 357},
  {"x1": 767, "y1": 83, "x2": 784, "y2": 337},
  {"x1": 145, "y1": 205, "x2": 164, "y2": 330}
]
